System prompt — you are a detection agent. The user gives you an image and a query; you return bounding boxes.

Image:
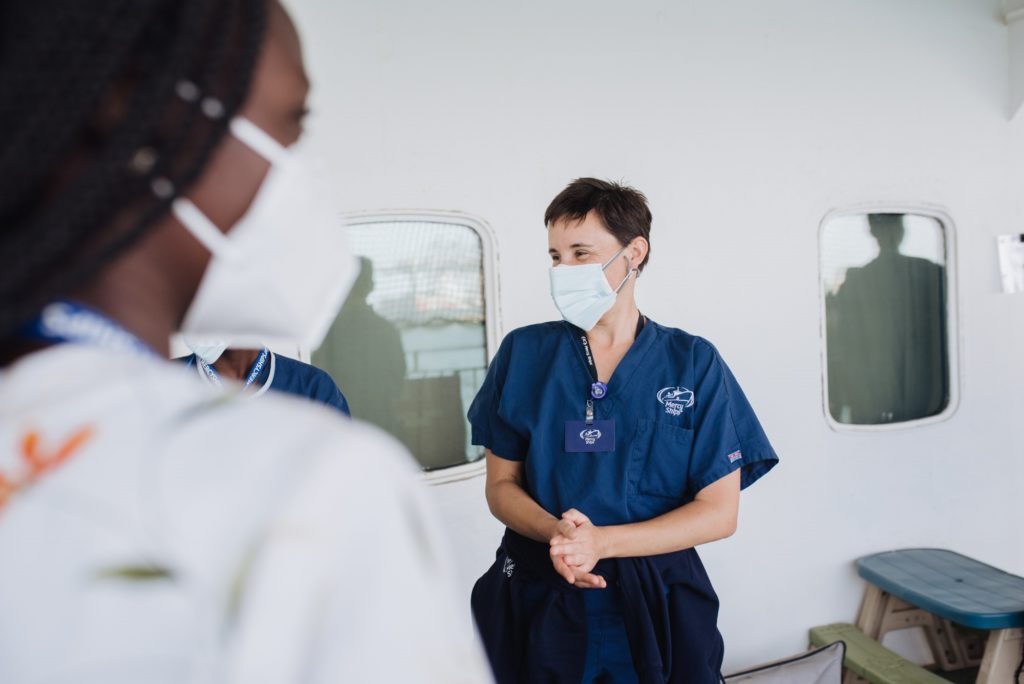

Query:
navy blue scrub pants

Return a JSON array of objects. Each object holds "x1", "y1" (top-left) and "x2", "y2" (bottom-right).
[{"x1": 581, "y1": 589, "x2": 639, "y2": 683}]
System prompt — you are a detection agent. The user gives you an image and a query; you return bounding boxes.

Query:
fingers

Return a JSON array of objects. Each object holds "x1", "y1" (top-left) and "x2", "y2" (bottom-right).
[
  {"x1": 553, "y1": 519, "x2": 578, "y2": 540},
  {"x1": 572, "y1": 570, "x2": 607, "y2": 589},
  {"x1": 560, "y1": 554, "x2": 588, "y2": 566},
  {"x1": 551, "y1": 552, "x2": 606, "y2": 588},
  {"x1": 549, "y1": 541, "x2": 584, "y2": 557},
  {"x1": 561, "y1": 508, "x2": 590, "y2": 526},
  {"x1": 551, "y1": 554, "x2": 576, "y2": 585},
  {"x1": 552, "y1": 544, "x2": 597, "y2": 574}
]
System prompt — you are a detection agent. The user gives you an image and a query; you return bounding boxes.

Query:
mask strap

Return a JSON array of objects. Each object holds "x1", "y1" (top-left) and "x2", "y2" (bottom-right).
[
  {"x1": 172, "y1": 198, "x2": 240, "y2": 259},
  {"x1": 230, "y1": 117, "x2": 288, "y2": 165},
  {"x1": 613, "y1": 267, "x2": 636, "y2": 294},
  {"x1": 601, "y1": 245, "x2": 628, "y2": 271},
  {"x1": 170, "y1": 117, "x2": 283, "y2": 259},
  {"x1": 603, "y1": 244, "x2": 636, "y2": 293}
]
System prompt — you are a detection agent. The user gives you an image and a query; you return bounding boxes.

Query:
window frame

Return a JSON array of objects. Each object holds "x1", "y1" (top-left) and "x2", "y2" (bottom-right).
[
  {"x1": 342, "y1": 209, "x2": 502, "y2": 483},
  {"x1": 818, "y1": 203, "x2": 961, "y2": 433}
]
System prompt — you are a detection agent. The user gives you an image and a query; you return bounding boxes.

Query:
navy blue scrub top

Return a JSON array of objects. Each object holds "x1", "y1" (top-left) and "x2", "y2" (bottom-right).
[
  {"x1": 468, "y1": 320, "x2": 777, "y2": 526},
  {"x1": 180, "y1": 353, "x2": 351, "y2": 416}
]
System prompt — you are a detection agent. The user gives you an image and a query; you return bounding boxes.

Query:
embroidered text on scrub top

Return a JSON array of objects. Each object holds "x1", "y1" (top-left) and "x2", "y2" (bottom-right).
[{"x1": 657, "y1": 386, "x2": 695, "y2": 416}]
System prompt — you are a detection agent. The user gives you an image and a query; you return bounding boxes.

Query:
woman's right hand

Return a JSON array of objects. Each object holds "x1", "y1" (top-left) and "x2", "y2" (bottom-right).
[
  {"x1": 483, "y1": 452, "x2": 606, "y2": 588},
  {"x1": 548, "y1": 518, "x2": 607, "y2": 589}
]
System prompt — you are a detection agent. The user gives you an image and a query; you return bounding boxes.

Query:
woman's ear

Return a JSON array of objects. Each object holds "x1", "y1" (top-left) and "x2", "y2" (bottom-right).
[{"x1": 630, "y1": 237, "x2": 650, "y2": 270}]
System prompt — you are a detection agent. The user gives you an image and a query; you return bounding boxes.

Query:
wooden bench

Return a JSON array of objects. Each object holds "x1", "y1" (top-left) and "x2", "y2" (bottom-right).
[{"x1": 809, "y1": 623, "x2": 950, "y2": 684}]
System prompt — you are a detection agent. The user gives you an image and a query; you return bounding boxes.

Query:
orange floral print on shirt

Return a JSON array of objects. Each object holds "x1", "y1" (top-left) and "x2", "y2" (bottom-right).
[{"x1": 0, "y1": 426, "x2": 94, "y2": 513}]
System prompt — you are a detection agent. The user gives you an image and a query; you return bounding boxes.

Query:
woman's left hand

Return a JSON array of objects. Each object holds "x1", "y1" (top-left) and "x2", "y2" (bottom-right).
[{"x1": 549, "y1": 508, "x2": 605, "y2": 573}]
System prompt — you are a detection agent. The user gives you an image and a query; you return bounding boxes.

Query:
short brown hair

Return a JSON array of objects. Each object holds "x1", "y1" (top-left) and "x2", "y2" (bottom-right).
[{"x1": 544, "y1": 178, "x2": 652, "y2": 270}]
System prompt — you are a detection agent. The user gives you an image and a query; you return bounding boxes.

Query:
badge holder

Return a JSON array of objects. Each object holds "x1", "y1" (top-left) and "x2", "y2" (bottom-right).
[
  {"x1": 564, "y1": 329, "x2": 622, "y2": 453},
  {"x1": 565, "y1": 397, "x2": 616, "y2": 453}
]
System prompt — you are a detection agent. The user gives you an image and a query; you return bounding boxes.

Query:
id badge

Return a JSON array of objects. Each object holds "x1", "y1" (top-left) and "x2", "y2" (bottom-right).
[{"x1": 564, "y1": 420, "x2": 615, "y2": 453}]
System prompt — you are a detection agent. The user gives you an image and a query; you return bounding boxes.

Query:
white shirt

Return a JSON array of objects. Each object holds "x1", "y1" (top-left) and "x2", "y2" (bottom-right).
[{"x1": 0, "y1": 345, "x2": 492, "y2": 684}]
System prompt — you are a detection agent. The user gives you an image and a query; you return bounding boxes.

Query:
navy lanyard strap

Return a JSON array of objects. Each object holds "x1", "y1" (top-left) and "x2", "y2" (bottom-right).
[
  {"x1": 571, "y1": 313, "x2": 645, "y2": 424},
  {"x1": 197, "y1": 347, "x2": 269, "y2": 390},
  {"x1": 19, "y1": 300, "x2": 155, "y2": 357},
  {"x1": 573, "y1": 312, "x2": 646, "y2": 396}
]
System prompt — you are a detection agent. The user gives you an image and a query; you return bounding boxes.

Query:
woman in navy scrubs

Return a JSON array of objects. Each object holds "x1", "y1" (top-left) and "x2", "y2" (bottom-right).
[
  {"x1": 469, "y1": 178, "x2": 778, "y2": 684},
  {"x1": 180, "y1": 344, "x2": 351, "y2": 415}
]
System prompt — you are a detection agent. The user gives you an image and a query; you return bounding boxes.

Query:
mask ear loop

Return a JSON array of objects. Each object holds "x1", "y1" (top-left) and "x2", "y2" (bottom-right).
[
  {"x1": 229, "y1": 117, "x2": 288, "y2": 164},
  {"x1": 609, "y1": 244, "x2": 638, "y2": 294},
  {"x1": 169, "y1": 117, "x2": 287, "y2": 260},
  {"x1": 600, "y1": 245, "x2": 629, "y2": 271},
  {"x1": 613, "y1": 263, "x2": 637, "y2": 294},
  {"x1": 172, "y1": 197, "x2": 240, "y2": 259}
]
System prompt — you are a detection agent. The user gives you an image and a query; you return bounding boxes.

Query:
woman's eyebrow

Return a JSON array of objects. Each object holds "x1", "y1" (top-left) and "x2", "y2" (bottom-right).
[{"x1": 549, "y1": 243, "x2": 594, "y2": 254}]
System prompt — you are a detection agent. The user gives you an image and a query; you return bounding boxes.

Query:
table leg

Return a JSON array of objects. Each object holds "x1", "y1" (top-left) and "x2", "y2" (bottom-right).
[
  {"x1": 976, "y1": 628, "x2": 1024, "y2": 684},
  {"x1": 856, "y1": 584, "x2": 888, "y2": 639},
  {"x1": 856, "y1": 585, "x2": 969, "y2": 671},
  {"x1": 921, "y1": 613, "x2": 968, "y2": 671}
]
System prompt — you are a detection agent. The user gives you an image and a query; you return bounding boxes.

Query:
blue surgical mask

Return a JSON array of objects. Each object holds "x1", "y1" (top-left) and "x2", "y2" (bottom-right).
[{"x1": 549, "y1": 246, "x2": 635, "y2": 331}]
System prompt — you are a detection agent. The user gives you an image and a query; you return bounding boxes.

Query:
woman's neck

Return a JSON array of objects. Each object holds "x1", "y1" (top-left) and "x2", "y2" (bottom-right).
[
  {"x1": 212, "y1": 348, "x2": 264, "y2": 381},
  {"x1": 71, "y1": 293, "x2": 175, "y2": 358},
  {"x1": 70, "y1": 251, "x2": 195, "y2": 359},
  {"x1": 588, "y1": 293, "x2": 640, "y2": 348}
]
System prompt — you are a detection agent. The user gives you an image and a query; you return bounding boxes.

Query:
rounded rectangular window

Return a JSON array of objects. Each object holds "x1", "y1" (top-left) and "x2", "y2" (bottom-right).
[
  {"x1": 820, "y1": 211, "x2": 956, "y2": 427},
  {"x1": 313, "y1": 215, "x2": 494, "y2": 470}
]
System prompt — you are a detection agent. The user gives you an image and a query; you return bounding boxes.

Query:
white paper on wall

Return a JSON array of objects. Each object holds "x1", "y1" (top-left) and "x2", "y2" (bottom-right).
[{"x1": 997, "y1": 234, "x2": 1024, "y2": 294}]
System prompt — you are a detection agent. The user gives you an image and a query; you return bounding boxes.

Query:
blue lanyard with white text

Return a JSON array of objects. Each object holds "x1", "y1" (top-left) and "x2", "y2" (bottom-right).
[
  {"x1": 571, "y1": 313, "x2": 645, "y2": 425},
  {"x1": 197, "y1": 347, "x2": 269, "y2": 390},
  {"x1": 20, "y1": 300, "x2": 155, "y2": 357}
]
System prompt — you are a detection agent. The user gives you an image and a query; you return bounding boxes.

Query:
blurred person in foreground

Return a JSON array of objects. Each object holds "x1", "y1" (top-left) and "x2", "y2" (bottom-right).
[{"x1": 0, "y1": 1, "x2": 490, "y2": 682}]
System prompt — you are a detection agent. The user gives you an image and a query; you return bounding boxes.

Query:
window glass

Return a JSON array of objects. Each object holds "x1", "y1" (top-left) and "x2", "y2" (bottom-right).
[
  {"x1": 313, "y1": 219, "x2": 488, "y2": 469},
  {"x1": 821, "y1": 212, "x2": 951, "y2": 426}
]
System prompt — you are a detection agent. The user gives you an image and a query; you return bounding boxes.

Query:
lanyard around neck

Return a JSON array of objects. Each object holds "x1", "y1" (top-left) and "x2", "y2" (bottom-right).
[
  {"x1": 574, "y1": 313, "x2": 646, "y2": 394},
  {"x1": 197, "y1": 347, "x2": 271, "y2": 393},
  {"x1": 20, "y1": 300, "x2": 155, "y2": 357},
  {"x1": 572, "y1": 313, "x2": 645, "y2": 423}
]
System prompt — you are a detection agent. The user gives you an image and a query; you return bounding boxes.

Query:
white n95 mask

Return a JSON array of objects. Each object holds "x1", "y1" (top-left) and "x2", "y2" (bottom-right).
[
  {"x1": 172, "y1": 117, "x2": 356, "y2": 350},
  {"x1": 549, "y1": 246, "x2": 635, "y2": 331}
]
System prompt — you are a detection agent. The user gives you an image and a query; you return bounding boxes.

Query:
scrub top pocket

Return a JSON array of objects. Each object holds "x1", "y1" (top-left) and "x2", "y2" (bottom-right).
[{"x1": 631, "y1": 418, "x2": 693, "y2": 502}]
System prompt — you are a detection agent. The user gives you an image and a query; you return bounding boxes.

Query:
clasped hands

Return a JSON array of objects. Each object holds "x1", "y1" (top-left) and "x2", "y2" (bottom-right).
[{"x1": 549, "y1": 508, "x2": 608, "y2": 589}]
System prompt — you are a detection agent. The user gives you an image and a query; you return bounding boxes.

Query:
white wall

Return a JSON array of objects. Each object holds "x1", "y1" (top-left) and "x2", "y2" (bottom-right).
[{"x1": 290, "y1": 0, "x2": 1024, "y2": 671}]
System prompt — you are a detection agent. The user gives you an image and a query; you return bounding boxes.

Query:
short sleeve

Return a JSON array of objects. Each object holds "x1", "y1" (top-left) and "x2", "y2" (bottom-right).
[
  {"x1": 686, "y1": 340, "x2": 778, "y2": 498},
  {"x1": 307, "y1": 368, "x2": 351, "y2": 416},
  {"x1": 317, "y1": 379, "x2": 351, "y2": 416},
  {"x1": 324, "y1": 386, "x2": 350, "y2": 416},
  {"x1": 467, "y1": 335, "x2": 529, "y2": 461}
]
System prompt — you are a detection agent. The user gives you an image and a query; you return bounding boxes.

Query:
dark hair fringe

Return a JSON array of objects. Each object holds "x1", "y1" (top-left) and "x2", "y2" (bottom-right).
[
  {"x1": 0, "y1": 0, "x2": 267, "y2": 338},
  {"x1": 544, "y1": 177, "x2": 653, "y2": 271}
]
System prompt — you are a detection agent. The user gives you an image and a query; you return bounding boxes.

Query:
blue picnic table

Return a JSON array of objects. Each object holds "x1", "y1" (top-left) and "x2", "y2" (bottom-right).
[{"x1": 855, "y1": 549, "x2": 1024, "y2": 683}]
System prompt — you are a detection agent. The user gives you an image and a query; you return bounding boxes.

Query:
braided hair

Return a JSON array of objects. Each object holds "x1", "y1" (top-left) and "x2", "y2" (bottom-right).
[{"x1": 0, "y1": 0, "x2": 267, "y2": 338}]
